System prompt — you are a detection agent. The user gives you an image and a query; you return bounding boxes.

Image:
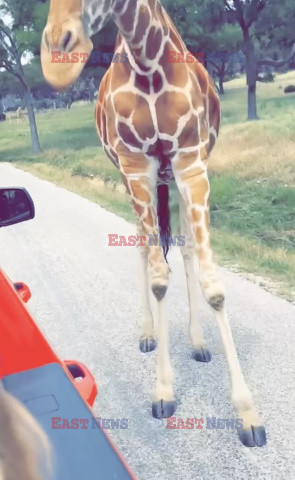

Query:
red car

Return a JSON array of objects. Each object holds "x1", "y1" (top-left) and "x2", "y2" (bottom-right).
[{"x1": 0, "y1": 187, "x2": 137, "y2": 480}]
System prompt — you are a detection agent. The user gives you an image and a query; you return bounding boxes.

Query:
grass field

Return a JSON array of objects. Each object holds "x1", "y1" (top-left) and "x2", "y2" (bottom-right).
[{"x1": 0, "y1": 71, "x2": 295, "y2": 301}]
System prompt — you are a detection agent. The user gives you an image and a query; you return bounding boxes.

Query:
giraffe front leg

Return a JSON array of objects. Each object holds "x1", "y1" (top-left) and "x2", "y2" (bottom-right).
[
  {"x1": 179, "y1": 194, "x2": 211, "y2": 362},
  {"x1": 122, "y1": 171, "x2": 170, "y2": 296},
  {"x1": 137, "y1": 225, "x2": 157, "y2": 353},
  {"x1": 121, "y1": 167, "x2": 175, "y2": 418},
  {"x1": 152, "y1": 297, "x2": 175, "y2": 419}
]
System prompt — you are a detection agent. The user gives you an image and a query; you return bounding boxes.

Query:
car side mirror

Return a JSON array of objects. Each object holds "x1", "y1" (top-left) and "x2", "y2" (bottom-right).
[{"x1": 0, "y1": 188, "x2": 35, "y2": 228}]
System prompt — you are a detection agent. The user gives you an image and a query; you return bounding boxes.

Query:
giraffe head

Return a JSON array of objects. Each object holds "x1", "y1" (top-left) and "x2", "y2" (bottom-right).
[{"x1": 41, "y1": 0, "x2": 114, "y2": 89}]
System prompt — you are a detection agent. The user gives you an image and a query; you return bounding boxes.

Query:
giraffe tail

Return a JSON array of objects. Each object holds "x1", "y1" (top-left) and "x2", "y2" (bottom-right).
[{"x1": 157, "y1": 183, "x2": 171, "y2": 262}]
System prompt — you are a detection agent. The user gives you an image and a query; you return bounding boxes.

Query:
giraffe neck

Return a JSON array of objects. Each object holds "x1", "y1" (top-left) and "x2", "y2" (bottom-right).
[
  {"x1": 84, "y1": 0, "x2": 184, "y2": 74},
  {"x1": 113, "y1": 0, "x2": 170, "y2": 74},
  {"x1": 112, "y1": 0, "x2": 170, "y2": 75}
]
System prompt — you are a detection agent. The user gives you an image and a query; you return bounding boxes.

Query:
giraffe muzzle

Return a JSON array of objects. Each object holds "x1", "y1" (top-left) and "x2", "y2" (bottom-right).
[{"x1": 41, "y1": 20, "x2": 93, "y2": 90}]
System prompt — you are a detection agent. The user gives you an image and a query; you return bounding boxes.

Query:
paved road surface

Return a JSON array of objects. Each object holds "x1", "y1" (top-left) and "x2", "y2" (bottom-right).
[{"x1": 0, "y1": 163, "x2": 294, "y2": 480}]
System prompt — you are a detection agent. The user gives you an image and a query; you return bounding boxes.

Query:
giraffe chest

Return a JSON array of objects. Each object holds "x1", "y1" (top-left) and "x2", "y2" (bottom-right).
[
  {"x1": 112, "y1": 91, "x2": 156, "y2": 149},
  {"x1": 98, "y1": 88, "x2": 200, "y2": 152},
  {"x1": 98, "y1": 92, "x2": 178, "y2": 183},
  {"x1": 95, "y1": 62, "x2": 215, "y2": 185}
]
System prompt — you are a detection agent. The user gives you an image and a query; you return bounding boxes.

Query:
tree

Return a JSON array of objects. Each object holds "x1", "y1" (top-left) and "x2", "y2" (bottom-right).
[
  {"x1": 194, "y1": 24, "x2": 242, "y2": 95},
  {"x1": 224, "y1": 0, "x2": 295, "y2": 119},
  {"x1": 164, "y1": 0, "x2": 295, "y2": 118},
  {"x1": 0, "y1": 97, "x2": 4, "y2": 116},
  {"x1": 163, "y1": 0, "x2": 242, "y2": 94},
  {"x1": 0, "y1": 21, "x2": 41, "y2": 152},
  {"x1": 162, "y1": 1, "x2": 203, "y2": 41},
  {"x1": 0, "y1": 0, "x2": 49, "y2": 153}
]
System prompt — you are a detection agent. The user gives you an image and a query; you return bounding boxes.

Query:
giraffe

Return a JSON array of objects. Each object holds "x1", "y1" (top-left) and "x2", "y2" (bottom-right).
[
  {"x1": 10, "y1": 107, "x2": 26, "y2": 124},
  {"x1": 41, "y1": 0, "x2": 266, "y2": 448}
]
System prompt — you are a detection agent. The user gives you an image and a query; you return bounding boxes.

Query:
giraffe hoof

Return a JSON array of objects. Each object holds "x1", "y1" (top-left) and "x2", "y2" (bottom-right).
[
  {"x1": 140, "y1": 336, "x2": 157, "y2": 353},
  {"x1": 192, "y1": 347, "x2": 211, "y2": 363},
  {"x1": 152, "y1": 400, "x2": 176, "y2": 419},
  {"x1": 238, "y1": 426, "x2": 267, "y2": 447}
]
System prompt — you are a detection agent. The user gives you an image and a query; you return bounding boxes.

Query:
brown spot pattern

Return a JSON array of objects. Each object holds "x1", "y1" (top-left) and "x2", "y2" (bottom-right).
[
  {"x1": 155, "y1": 92, "x2": 190, "y2": 135},
  {"x1": 135, "y1": 74, "x2": 150, "y2": 94},
  {"x1": 130, "y1": 180, "x2": 151, "y2": 203},
  {"x1": 132, "y1": 97, "x2": 155, "y2": 140},
  {"x1": 133, "y1": 5, "x2": 150, "y2": 44},
  {"x1": 117, "y1": 122, "x2": 143, "y2": 149},
  {"x1": 120, "y1": 0, "x2": 137, "y2": 31},
  {"x1": 111, "y1": 60, "x2": 130, "y2": 90},
  {"x1": 152, "y1": 71, "x2": 163, "y2": 93},
  {"x1": 178, "y1": 115, "x2": 199, "y2": 148},
  {"x1": 146, "y1": 27, "x2": 162, "y2": 60}
]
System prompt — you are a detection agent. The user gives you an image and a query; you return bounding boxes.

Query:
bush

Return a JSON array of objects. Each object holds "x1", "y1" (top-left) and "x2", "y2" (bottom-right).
[
  {"x1": 0, "y1": 113, "x2": 6, "y2": 122},
  {"x1": 257, "y1": 72, "x2": 275, "y2": 83},
  {"x1": 34, "y1": 99, "x2": 55, "y2": 111},
  {"x1": 284, "y1": 85, "x2": 295, "y2": 94},
  {"x1": 2, "y1": 95, "x2": 23, "y2": 112}
]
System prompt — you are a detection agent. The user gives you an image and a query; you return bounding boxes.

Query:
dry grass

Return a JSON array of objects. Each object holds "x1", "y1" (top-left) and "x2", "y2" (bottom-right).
[
  {"x1": 210, "y1": 71, "x2": 295, "y2": 186},
  {"x1": 211, "y1": 125, "x2": 295, "y2": 186}
]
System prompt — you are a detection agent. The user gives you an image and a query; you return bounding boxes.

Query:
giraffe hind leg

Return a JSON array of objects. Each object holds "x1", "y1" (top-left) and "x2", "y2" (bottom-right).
[
  {"x1": 173, "y1": 157, "x2": 266, "y2": 446},
  {"x1": 173, "y1": 161, "x2": 225, "y2": 310}
]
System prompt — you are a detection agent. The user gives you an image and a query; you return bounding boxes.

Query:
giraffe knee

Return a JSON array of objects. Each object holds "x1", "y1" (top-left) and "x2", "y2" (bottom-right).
[
  {"x1": 148, "y1": 249, "x2": 169, "y2": 300},
  {"x1": 150, "y1": 262, "x2": 169, "y2": 300},
  {"x1": 209, "y1": 293, "x2": 225, "y2": 311},
  {"x1": 200, "y1": 272, "x2": 225, "y2": 311},
  {"x1": 152, "y1": 284, "x2": 168, "y2": 301}
]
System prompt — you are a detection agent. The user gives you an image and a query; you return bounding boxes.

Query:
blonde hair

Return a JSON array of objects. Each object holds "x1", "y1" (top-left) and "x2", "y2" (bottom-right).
[{"x1": 0, "y1": 387, "x2": 52, "y2": 480}]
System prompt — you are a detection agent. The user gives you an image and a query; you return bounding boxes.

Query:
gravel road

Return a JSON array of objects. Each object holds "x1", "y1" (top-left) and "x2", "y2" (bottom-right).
[{"x1": 0, "y1": 163, "x2": 294, "y2": 480}]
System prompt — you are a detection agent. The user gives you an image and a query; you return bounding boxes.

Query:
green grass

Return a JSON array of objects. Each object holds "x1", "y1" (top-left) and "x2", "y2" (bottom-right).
[
  {"x1": 1, "y1": 73, "x2": 295, "y2": 301},
  {"x1": 210, "y1": 176, "x2": 295, "y2": 251}
]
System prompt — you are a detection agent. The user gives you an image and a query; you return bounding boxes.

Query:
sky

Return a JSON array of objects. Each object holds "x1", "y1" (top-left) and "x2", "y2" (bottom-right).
[{"x1": 0, "y1": 9, "x2": 32, "y2": 65}]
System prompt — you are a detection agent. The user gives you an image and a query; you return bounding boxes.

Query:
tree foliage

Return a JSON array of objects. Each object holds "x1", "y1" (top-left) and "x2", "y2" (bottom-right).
[
  {"x1": 0, "y1": 0, "x2": 49, "y2": 56},
  {"x1": 1, "y1": 0, "x2": 295, "y2": 123},
  {"x1": 163, "y1": 0, "x2": 295, "y2": 117},
  {"x1": 162, "y1": 0, "x2": 242, "y2": 94},
  {"x1": 223, "y1": 0, "x2": 295, "y2": 118},
  {"x1": 0, "y1": 1, "x2": 47, "y2": 152}
]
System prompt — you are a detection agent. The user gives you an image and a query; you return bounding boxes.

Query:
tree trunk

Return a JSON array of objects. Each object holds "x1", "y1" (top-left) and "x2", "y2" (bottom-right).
[
  {"x1": 219, "y1": 76, "x2": 225, "y2": 95},
  {"x1": 23, "y1": 88, "x2": 41, "y2": 154},
  {"x1": 247, "y1": 83, "x2": 257, "y2": 120},
  {"x1": 242, "y1": 27, "x2": 258, "y2": 120}
]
